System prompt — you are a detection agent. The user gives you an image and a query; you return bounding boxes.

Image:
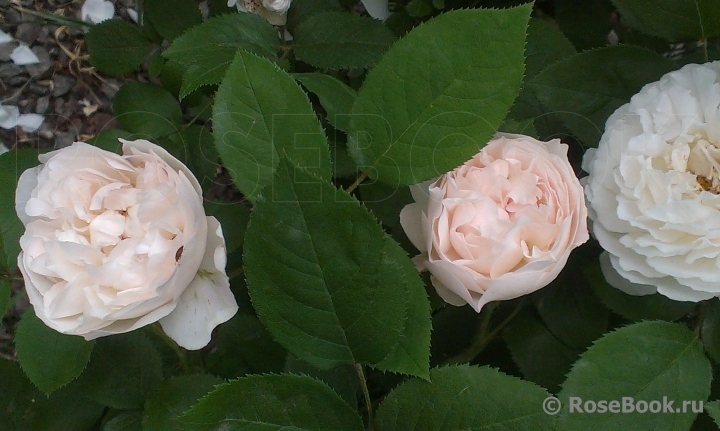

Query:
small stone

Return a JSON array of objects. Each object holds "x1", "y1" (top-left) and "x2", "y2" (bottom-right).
[
  {"x1": 14, "y1": 23, "x2": 42, "y2": 46},
  {"x1": 0, "y1": 41, "x2": 18, "y2": 61},
  {"x1": 29, "y1": 83, "x2": 50, "y2": 96},
  {"x1": 54, "y1": 98, "x2": 65, "y2": 114},
  {"x1": 36, "y1": 96, "x2": 50, "y2": 114},
  {"x1": 25, "y1": 46, "x2": 53, "y2": 78},
  {"x1": 52, "y1": 75, "x2": 76, "y2": 97},
  {"x1": 55, "y1": 131, "x2": 76, "y2": 149},
  {"x1": 0, "y1": 63, "x2": 23, "y2": 79},
  {"x1": 5, "y1": 76, "x2": 26, "y2": 86}
]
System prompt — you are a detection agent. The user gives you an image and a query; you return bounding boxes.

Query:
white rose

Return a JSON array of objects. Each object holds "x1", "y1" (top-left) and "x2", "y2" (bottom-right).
[
  {"x1": 15, "y1": 140, "x2": 238, "y2": 350},
  {"x1": 401, "y1": 134, "x2": 589, "y2": 312},
  {"x1": 583, "y1": 61, "x2": 720, "y2": 302},
  {"x1": 227, "y1": 0, "x2": 289, "y2": 25}
]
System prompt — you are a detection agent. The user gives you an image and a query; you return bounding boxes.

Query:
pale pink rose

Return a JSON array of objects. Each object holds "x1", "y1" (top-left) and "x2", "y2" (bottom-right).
[
  {"x1": 15, "y1": 140, "x2": 238, "y2": 349},
  {"x1": 400, "y1": 134, "x2": 589, "y2": 311}
]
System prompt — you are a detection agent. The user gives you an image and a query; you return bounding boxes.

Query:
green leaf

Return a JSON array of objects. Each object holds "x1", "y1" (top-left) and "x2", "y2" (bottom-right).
[
  {"x1": 611, "y1": 0, "x2": 720, "y2": 41},
  {"x1": 14, "y1": 311, "x2": 95, "y2": 395},
  {"x1": 143, "y1": 374, "x2": 224, "y2": 431},
  {"x1": 113, "y1": 81, "x2": 183, "y2": 139},
  {"x1": 87, "y1": 129, "x2": 136, "y2": 154},
  {"x1": 144, "y1": 0, "x2": 202, "y2": 41},
  {"x1": 293, "y1": 12, "x2": 396, "y2": 69},
  {"x1": 706, "y1": 401, "x2": 720, "y2": 428},
  {"x1": 294, "y1": 73, "x2": 357, "y2": 132},
  {"x1": 1, "y1": 358, "x2": 104, "y2": 431},
  {"x1": 205, "y1": 313, "x2": 287, "y2": 379},
  {"x1": 525, "y1": 17, "x2": 577, "y2": 80},
  {"x1": 584, "y1": 262, "x2": 695, "y2": 321},
  {"x1": 178, "y1": 125, "x2": 221, "y2": 191},
  {"x1": 213, "y1": 50, "x2": 331, "y2": 202},
  {"x1": 244, "y1": 159, "x2": 430, "y2": 376},
  {"x1": 284, "y1": 356, "x2": 359, "y2": 408},
  {"x1": 179, "y1": 374, "x2": 364, "y2": 431},
  {"x1": 104, "y1": 411, "x2": 143, "y2": 431},
  {"x1": 0, "y1": 279, "x2": 10, "y2": 317},
  {"x1": 529, "y1": 46, "x2": 676, "y2": 147},
  {"x1": 554, "y1": 0, "x2": 613, "y2": 50},
  {"x1": 503, "y1": 310, "x2": 580, "y2": 393},
  {"x1": 74, "y1": 332, "x2": 163, "y2": 409},
  {"x1": 204, "y1": 201, "x2": 250, "y2": 255},
  {"x1": 0, "y1": 149, "x2": 42, "y2": 270},
  {"x1": 348, "y1": 6, "x2": 530, "y2": 186},
  {"x1": 557, "y1": 321, "x2": 711, "y2": 431},
  {"x1": 535, "y1": 265, "x2": 609, "y2": 350},
  {"x1": 359, "y1": 182, "x2": 413, "y2": 229},
  {"x1": 86, "y1": 20, "x2": 154, "y2": 76},
  {"x1": 163, "y1": 13, "x2": 281, "y2": 98},
  {"x1": 376, "y1": 365, "x2": 555, "y2": 431},
  {"x1": 405, "y1": 0, "x2": 435, "y2": 17},
  {"x1": 700, "y1": 299, "x2": 720, "y2": 363},
  {"x1": 286, "y1": 0, "x2": 342, "y2": 32}
]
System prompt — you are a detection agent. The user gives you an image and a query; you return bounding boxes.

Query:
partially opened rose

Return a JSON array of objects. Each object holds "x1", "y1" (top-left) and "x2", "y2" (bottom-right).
[
  {"x1": 400, "y1": 133, "x2": 589, "y2": 312},
  {"x1": 583, "y1": 61, "x2": 720, "y2": 302},
  {"x1": 15, "y1": 140, "x2": 238, "y2": 349}
]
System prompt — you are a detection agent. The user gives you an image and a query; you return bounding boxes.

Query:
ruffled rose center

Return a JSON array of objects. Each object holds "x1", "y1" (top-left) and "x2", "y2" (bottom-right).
[{"x1": 23, "y1": 150, "x2": 196, "y2": 316}]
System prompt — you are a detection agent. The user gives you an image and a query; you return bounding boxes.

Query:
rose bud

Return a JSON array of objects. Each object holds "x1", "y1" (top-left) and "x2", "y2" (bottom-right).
[
  {"x1": 400, "y1": 133, "x2": 589, "y2": 312},
  {"x1": 583, "y1": 61, "x2": 720, "y2": 302},
  {"x1": 15, "y1": 140, "x2": 238, "y2": 349}
]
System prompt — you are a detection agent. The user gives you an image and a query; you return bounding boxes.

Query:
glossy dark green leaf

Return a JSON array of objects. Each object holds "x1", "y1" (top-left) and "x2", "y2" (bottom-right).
[
  {"x1": 113, "y1": 81, "x2": 183, "y2": 139},
  {"x1": 293, "y1": 12, "x2": 396, "y2": 69},
  {"x1": 213, "y1": 50, "x2": 331, "y2": 202},
  {"x1": 611, "y1": 0, "x2": 720, "y2": 41},
  {"x1": 244, "y1": 159, "x2": 430, "y2": 377},
  {"x1": 86, "y1": 20, "x2": 154, "y2": 76},
  {"x1": 145, "y1": 0, "x2": 202, "y2": 41},
  {"x1": 179, "y1": 374, "x2": 364, "y2": 431},
  {"x1": 294, "y1": 73, "x2": 357, "y2": 131},
  {"x1": 143, "y1": 374, "x2": 224, "y2": 431},
  {"x1": 348, "y1": 6, "x2": 530, "y2": 186},
  {"x1": 376, "y1": 365, "x2": 555, "y2": 431}
]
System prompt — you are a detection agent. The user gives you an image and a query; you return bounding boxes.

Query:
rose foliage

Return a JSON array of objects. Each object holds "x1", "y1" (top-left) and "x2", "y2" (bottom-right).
[{"x1": 3, "y1": 1, "x2": 720, "y2": 431}]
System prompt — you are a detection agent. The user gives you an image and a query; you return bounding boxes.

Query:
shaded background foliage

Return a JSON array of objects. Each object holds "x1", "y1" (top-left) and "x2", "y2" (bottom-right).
[{"x1": 3, "y1": 0, "x2": 720, "y2": 430}]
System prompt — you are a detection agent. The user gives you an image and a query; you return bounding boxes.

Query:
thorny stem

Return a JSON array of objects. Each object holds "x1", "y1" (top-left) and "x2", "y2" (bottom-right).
[
  {"x1": 346, "y1": 171, "x2": 369, "y2": 194},
  {"x1": 150, "y1": 323, "x2": 191, "y2": 374},
  {"x1": 444, "y1": 301, "x2": 524, "y2": 365},
  {"x1": 354, "y1": 362, "x2": 374, "y2": 431}
]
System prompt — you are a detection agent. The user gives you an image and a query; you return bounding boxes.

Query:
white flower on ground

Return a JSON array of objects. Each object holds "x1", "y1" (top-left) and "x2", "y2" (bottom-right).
[
  {"x1": 227, "y1": 0, "x2": 290, "y2": 25},
  {"x1": 10, "y1": 45, "x2": 39, "y2": 66},
  {"x1": 16, "y1": 140, "x2": 238, "y2": 349},
  {"x1": 360, "y1": 0, "x2": 389, "y2": 21},
  {"x1": 401, "y1": 134, "x2": 589, "y2": 312},
  {"x1": 583, "y1": 61, "x2": 720, "y2": 302},
  {"x1": 81, "y1": 0, "x2": 115, "y2": 24},
  {"x1": 0, "y1": 30, "x2": 12, "y2": 44}
]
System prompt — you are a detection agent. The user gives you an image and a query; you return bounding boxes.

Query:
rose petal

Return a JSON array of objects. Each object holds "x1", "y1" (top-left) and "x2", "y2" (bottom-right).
[{"x1": 159, "y1": 217, "x2": 238, "y2": 349}]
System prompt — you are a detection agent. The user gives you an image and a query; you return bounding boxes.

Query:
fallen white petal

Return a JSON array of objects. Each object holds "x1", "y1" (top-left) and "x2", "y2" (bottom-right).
[
  {"x1": 17, "y1": 114, "x2": 44, "y2": 133},
  {"x1": 0, "y1": 105, "x2": 19, "y2": 129},
  {"x1": 0, "y1": 144, "x2": 9, "y2": 156},
  {"x1": 81, "y1": 0, "x2": 115, "y2": 23},
  {"x1": 360, "y1": 0, "x2": 390, "y2": 21},
  {"x1": 10, "y1": 45, "x2": 39, "y2": 66},
  {"x1": 0, "y1": 30, "x2": 12, "y2": 44},
  {"x1": 126, "y1": 8, "x2": 139, "y2": 23}
]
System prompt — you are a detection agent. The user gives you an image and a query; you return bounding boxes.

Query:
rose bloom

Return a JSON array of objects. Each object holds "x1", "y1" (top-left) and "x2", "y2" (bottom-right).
[
  {"x1": 227, "y1": 0, "x2": 290, "y2": 25},
  {"x1": 583, "y1": 61, "x2": 720, "y2": 302},
  {"x1": 400, "y1": 133, "x2": 588, "y2": 312},
  {"x1": 15, "y1": 140, "x2": 238, "y2": 349}
]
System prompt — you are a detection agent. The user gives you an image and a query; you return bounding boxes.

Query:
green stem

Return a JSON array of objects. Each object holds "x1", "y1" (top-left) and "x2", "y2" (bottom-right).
[
  {"x1": 151, "y1": 323, "x2": 191, "y2": 374},
  {"x1": 346, "y1": 171, "x2": 369, "y2": 194},
  {"x1": 445, "y1": 302, "x2": 523, "y2": 365},
  {"x1": 354, "y1": 362, "x2": 374, "y2": 431}
]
